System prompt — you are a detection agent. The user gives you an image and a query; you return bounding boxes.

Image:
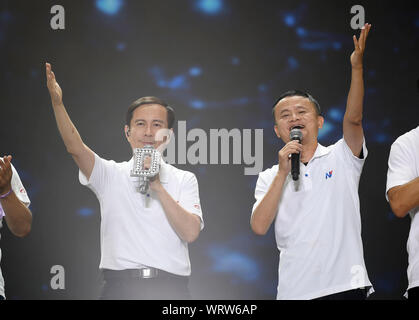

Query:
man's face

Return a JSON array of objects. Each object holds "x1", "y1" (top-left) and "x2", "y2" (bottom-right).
[
  {"x1": 273, "y1": 96, "x2": 324, "y2": 144},
  {"x1": 125, "y1": 104, "x2": 172, "y2": 150}
]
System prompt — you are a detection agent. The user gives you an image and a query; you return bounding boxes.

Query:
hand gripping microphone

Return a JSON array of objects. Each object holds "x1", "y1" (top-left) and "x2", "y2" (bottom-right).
[
  {"x1": 130, "y1": 145, "x2": 161, "y2": 194},
  {"x1": 289, "y1": 128, "x2": 303, "y2": 181}
]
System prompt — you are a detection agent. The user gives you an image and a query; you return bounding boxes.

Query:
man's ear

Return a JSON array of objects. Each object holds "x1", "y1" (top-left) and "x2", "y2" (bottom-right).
[
  {"x1": 317, "y1": 116, "x2": 324, "y2": 129},
  {"x1": 274, "y1": 125, "x2": 281, "y2": 139},
  {"x1": 125, "y1": 125, "x2": 130, "y2": 139}
]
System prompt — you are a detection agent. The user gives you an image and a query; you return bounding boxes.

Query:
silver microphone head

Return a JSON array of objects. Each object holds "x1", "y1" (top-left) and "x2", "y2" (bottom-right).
[
  {"x1": 290, "y1": 127, "x2": 303, "y2": 142},
  {"x1": 131, "y1": 145, "x2": 161, "y2": 194}
]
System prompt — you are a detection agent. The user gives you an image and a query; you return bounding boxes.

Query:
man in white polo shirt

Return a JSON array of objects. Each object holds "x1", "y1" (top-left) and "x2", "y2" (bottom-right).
[
  {"x1": 386, "y1": 126, "x2": 419, "y2": 301},
  {"x1": 0, "y1": 156, "x2": 32, "y2": 300},
  {"x1": 251, "y1": 24, "x2": 374, "y2": 299},
  {"x1": 45, "y1": 63, "x2": 203, "y2": 299}
]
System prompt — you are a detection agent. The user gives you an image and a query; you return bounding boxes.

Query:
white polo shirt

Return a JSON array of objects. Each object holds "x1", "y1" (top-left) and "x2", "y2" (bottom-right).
[
  {"x1": 79, "y1": 153, "x2": 204, "y2": 276},
  {"x1": 252, "y1": 138, "x2": 373, "y2": 300},
  {"x1": 0, "y1": 160, "x2": 31, "y2": 298},
  {"x1": 386, "y1": 126, "x2": 419, "y2": 295}
]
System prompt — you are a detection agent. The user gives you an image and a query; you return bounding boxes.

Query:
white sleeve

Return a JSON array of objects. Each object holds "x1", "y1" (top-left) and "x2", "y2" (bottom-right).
[
  {"x1": 251, "y1": 171, "x2": 270, "y2": 216},
  {"x1": 385, "y1": 138, "x2": 416, "y2": 201},
  {"x1": 79, "y1": 153, "x2": 113, "y2": 196},
  {"x1": 336, "y1": 137, "x2": 368, "y2": 174},
  {"x1": 10, "y1": 163, "x2": 30, "y2": 207},
  {"x1": 178, "y1": 172, "x2": 204, "y2": 230},
  {"x1": 0, "y1": 163, "x2": 30, "y2": 220}
]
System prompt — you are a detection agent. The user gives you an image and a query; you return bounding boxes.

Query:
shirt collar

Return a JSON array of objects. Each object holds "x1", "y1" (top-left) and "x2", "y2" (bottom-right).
[{"x1": 308, "y1": 143, "x2": 330, "y2": 163}]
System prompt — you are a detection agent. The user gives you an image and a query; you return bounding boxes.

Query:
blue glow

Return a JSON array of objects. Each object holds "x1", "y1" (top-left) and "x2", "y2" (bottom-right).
[
  {"x1": 77, "y1": 207, "x2": 94, "y2": 217},
  {"x1": 318, "y1": 122, "x2": 334, "y2": 139},
  {"x1": 328, "y1": 108, "x2": 344, "y2": 121},
  {"x1": 333, "y1": 42, "x2": 342, "y2": 50},
  {"x1": 190, "y1": 100, "x2": 206, "y2": 109},
  {"x1": 196, "y1": 0, "x2": 223, "y2": 15},
  {"x1": 116, "y1": 42, "x2": 126, "y2": 51},
  {"x1": 189, "y1": 67, "x2": 202, "y2": 77},
  {"x1": 296, "y1": 27, "x2": 307, "y2": 37},
  {"x1": 209, "y1": 246, "x2": 259, "y2": 281},
  {"x1": 96, "y1": 0, "x2": 124, "y2": 15},
  {"x1": 415, "y1": 18, "x2": 419, "y2": 28},
  {"x1": 374, "y1": 133, "x2": 391, "y2": 144},
  {"x1": 283, "y1": 13, "x2": 296, "y2": 27},
  {"x1": 231, "y1": 57, "x2": 240, "y2": 65},
  {"x1": 167, "y1": 75, "x2": 187, "y2": 89},
  {"x1": 258, "y1": 84, "x2": 267, "y2": 92},
  {"x1": 288, "y1": 56, "x2": 299, "y2": 70},
  {"x1": 41, "y1": 284, "x2": 48, "y2": 291}
]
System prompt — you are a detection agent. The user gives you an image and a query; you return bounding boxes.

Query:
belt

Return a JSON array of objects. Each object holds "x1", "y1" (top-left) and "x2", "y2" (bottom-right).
[{"x1": 102, "y1": 268, "x2": 187, "y2": 281}]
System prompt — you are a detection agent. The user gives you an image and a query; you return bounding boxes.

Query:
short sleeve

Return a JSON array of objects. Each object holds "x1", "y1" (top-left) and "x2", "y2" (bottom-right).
[
  {"x1": 251, "y1": 170, "x2": 270, "y2": 216},
  {"x1": 386, "y1": 138, "x2": 416, "y2": 201},
  {"x1": 178, "y1": 172, "x2": 204, "y2": 230},
  {"x1": 79, "y1": 153, "x2": 113, "y2": 196},
  {"x1": 337, "y1": 137, "x2": 368, "y2": 173},
  {"x1": 10, "y1": 163, "x2": 30, "y2": 207},
  {"x1": 0, "y1": 162, "x2": 30, "y2": 220}
]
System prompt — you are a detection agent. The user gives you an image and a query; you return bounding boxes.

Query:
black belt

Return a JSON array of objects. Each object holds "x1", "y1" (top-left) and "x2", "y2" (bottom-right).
[{"x1": 102, "y1": 268, "x2": 188, "y2": 281}]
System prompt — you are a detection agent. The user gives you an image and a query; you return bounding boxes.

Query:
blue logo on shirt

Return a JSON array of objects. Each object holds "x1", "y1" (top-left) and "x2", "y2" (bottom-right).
[{"x1": 325, "y1": 170, "x2": 333, "y2": 180}]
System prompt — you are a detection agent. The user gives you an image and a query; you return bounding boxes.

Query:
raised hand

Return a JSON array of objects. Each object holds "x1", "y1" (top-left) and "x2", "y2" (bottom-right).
[
  {"x1": 46, "y1": 63, "x2": 63, "y2": 106},
  {"x1": 351, "y1": 23, "x2": 372, "y2": 69}
]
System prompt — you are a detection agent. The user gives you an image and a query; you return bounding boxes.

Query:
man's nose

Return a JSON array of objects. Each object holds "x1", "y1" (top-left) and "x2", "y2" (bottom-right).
[
  {"x1": 145, "y1": 125, "x2": 153, "y2": 136},
  {"x1": 290, "y1": 112, "x2": 300, "y2": 122}
]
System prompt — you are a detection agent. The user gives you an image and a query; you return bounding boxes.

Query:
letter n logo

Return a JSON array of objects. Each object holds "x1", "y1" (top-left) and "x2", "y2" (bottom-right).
[{"x1": 326, "y1": 170, "x2": 333, "y2": 180}]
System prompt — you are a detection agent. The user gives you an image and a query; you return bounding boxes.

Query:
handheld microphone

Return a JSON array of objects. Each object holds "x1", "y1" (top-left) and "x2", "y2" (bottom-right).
[
  {"x1": 289, "y1": 128, "x2": 303, "y2": 181},
  {"x1": 130, "y1": 145, "x2": 161, "y2": 194}
]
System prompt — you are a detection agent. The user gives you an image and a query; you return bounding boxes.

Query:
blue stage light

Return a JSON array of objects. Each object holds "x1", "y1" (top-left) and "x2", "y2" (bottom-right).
[
  {"x1": 288, "y1": 56, "x2": 299, "y2": 70},
  {"x1": 283, "y1": 13, "x2": 296, "y2": 27},
  {"x1": 318, "y1": 122, "x2": 334, "y2": 139},
  {"x1": 196, "y1": 0, "x2": 223, "y2": 15},
  {"x1": 231, "y1": 57, "x2": 240, "y2": 65},
  {"x1": 328, "y1": 108, "x2": 344, "y2": 121},
  {"x1": 296, "y1": 27, "x2": 307, "y2": 37},
  {"x1": 190, "y1": 100, "x2": 206, "y2": 109},
  {"x1": 77, "y1": 207, "x2": 94, "y2": 217},
  {"x1": 189, "y1": 67, "x2": 202, "y2": 77},
  {"x1": 96, "y1": 0, "x2": 124, "y2": 15}
]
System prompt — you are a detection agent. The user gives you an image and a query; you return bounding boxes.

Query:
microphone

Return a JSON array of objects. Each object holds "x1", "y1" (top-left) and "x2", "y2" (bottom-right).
[
  {"x1": 130, "y1": 145, "x2": 161, "y2": 194},
  {"x1": 289, "y1": 128, "x2": 303, "y2": 181}
]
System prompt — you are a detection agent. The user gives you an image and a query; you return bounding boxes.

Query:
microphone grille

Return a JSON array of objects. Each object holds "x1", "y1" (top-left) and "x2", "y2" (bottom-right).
[{"x1": 290, "y1": 128, "x2": 303, "y2": 140}]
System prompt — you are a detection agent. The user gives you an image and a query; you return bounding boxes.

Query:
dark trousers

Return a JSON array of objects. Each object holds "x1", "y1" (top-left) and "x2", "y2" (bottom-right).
[
  {"x1": 408, "y1": 286, "x2": 419, "y2": 301},
  {"x1": 314, "y1": 288, "x2": 368, "y2": 300},
  {"x1": 99, "y1": 269, "x2": 191, "y2": 300}
]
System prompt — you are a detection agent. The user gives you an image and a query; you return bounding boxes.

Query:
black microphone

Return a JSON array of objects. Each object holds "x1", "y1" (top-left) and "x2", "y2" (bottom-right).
[{"x1": 290, "y1": 128, "x2": 303, "y2": 181}]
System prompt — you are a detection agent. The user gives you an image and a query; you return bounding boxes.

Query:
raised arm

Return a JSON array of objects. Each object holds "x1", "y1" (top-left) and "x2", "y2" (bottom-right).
[
  {"x1": 46, "y1": 63, "x2": 95, "y2": 179},
  {"x1": 343, "y1": 23, "x2": 372, "y2": 157}
]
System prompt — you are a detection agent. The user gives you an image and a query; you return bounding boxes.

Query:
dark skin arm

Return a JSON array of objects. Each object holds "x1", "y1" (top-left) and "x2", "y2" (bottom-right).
[{"x1": 0, "y1": 156, "x2": 32, "y2": 237}]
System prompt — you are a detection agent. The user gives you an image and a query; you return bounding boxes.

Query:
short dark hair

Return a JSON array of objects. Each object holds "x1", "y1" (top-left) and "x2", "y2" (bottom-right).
[
  {"x1": 126, "y1": 96, "x2": 175, "y2": 129},
  {"x1": 272, "y1": 90, "x2": 322, "y2": 122}
]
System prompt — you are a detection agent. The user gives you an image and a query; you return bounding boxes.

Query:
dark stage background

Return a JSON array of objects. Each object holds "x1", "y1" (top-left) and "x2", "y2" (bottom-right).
[{"x1": 0, "y1": 0, "x2": 418, "y2": 300}]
